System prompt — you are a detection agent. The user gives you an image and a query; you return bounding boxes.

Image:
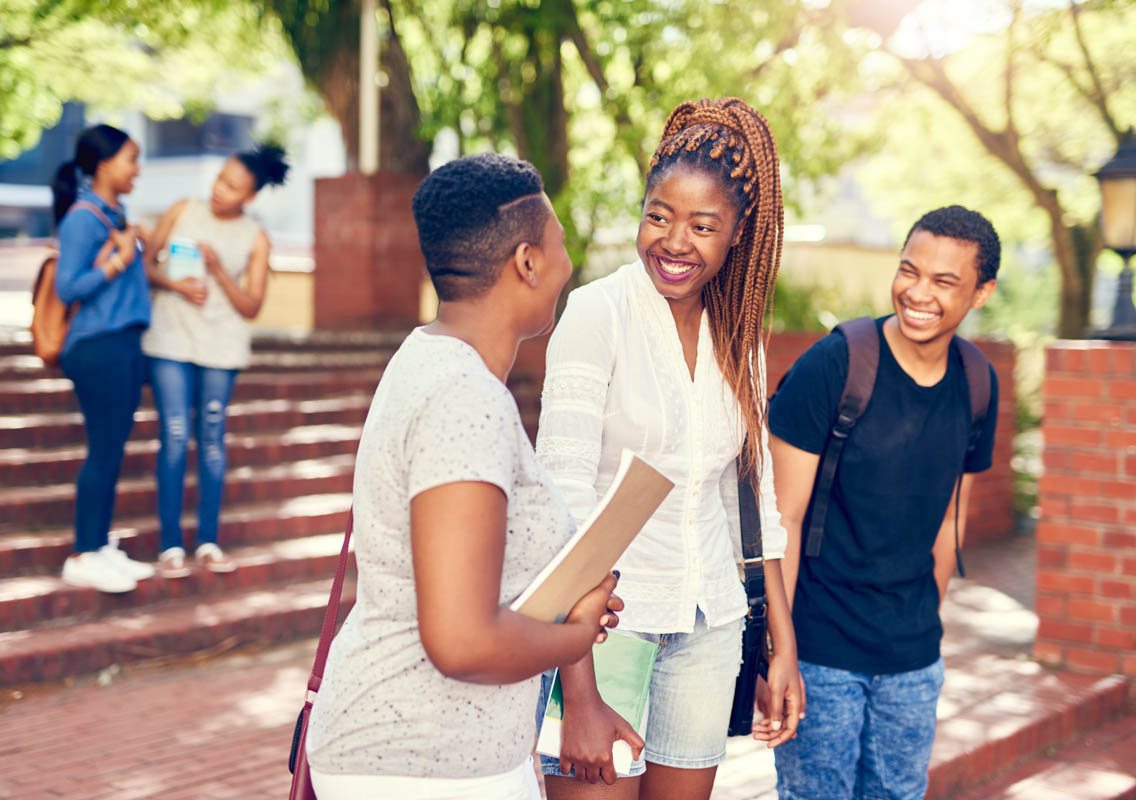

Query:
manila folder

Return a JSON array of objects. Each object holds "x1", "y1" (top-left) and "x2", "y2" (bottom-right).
[{"x1": 511, "y1": 449, "x2": 674, "y2": 623}]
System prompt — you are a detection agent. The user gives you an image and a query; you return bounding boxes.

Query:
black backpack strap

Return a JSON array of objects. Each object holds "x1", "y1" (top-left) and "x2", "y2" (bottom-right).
[
  {"x1": 955, "y1": 336, "x2": 991, "y2": 457},
  {"x1": 805, "y1": 317, "x2": 879, "y2": 558},
  {"x1": 949, "y1": 336, "x2": 992, "y2": 578}
]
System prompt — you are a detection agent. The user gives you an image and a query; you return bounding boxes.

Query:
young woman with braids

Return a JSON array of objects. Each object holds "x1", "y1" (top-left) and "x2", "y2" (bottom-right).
[{"x1": 535, "y1": 97, "x2": 804, "y2": 799}]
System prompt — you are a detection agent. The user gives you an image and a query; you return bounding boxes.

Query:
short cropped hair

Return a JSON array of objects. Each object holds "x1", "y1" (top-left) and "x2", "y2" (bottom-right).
[
  {"x1": 904, "y1": 205, "x2": 1001, "y2": 285},
  {"x1": 412, "y1": 153, "x2": 550, "y2": 301}
]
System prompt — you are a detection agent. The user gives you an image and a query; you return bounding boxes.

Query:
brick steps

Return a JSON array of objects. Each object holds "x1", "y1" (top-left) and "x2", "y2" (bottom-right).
[
  {"x1": 0, "y1": 329, "x2": 396, "y2": 684},
  {"x1": 0, "y1": 532, "x2": 353, "y2": 631},
  {"x1": 0, "y1": 393, "x2": 372, "y2": 449},
  {"x1": 0, "y1": 327, "x2": 409, "y2": 357},
  {"x1": 927, "y1": 654, "x2": 1132, "y2": 799},
  {"x1": 0, "y1": 422, "x2": 362, "y2": 488},
  {"x1": 0, "y1": 490, "x2": 352, "y2": 575},
  {"x1": 954, "y1": 714, "x2": 1136, "y2": 800},
  {"x1": 0, "y1": 452, "x2": 356, "y2": 529},
  {"x1": 0, "y1": 348, "x2": 392, "y2": 379},
  {"x1": 0, "y1": 368, "x2": 384, "y2": 412},
  {"x1": 0, "y1": 575, "x2": 357, "y2": 685}
]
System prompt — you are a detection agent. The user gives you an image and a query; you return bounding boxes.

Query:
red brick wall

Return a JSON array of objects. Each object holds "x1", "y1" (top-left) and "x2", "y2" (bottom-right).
[
  {"x1": 1033, "y1": 341, "x2": 1136, "y2": 681},
  {"x1": 313, "y1": 172, "x2": 424, "y2": 330},
  {"x1": 512, "y1": 328, "x2": 1016, "y2": 543}
]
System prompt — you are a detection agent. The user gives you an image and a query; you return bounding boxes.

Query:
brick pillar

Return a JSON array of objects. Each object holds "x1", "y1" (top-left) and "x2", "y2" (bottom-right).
[
  {"x1": 1034, "y1": 341, "x2": 1136, "y2": 682},
  {"x1": 313, "y1": 172, "x2": 424, "y2": 330}
]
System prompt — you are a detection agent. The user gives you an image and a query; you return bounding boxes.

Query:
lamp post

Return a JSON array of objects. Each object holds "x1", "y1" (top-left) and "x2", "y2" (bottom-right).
[{"x1": 1092, "y1": 130, "x2": 1136, "y2": 340}]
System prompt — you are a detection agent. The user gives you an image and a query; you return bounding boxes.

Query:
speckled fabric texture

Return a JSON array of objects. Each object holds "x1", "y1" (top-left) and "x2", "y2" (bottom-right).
[{"x1": 306, "y1": 328, "x2": 575, "y2": 779}]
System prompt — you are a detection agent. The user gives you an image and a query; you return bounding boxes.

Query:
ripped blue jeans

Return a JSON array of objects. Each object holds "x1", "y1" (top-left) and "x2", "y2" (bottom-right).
[{"x1": 149, "y1": 357, "x2": 239, "y2": 553}]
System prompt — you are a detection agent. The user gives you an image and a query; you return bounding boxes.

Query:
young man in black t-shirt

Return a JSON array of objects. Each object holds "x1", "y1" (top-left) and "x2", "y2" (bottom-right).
[{"x1": 767, "y1": 206, "x2": 1000, "y2": 800}]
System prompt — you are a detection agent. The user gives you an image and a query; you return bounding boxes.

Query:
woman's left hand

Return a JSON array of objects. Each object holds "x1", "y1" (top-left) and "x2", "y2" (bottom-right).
[
  {"x1": 751, "y1": 651, "x2": 805, "y2": 748},
  {"x1": 109, "y1": 227, "x2": 138, "y2": 259},
  {"x1": 199, "y1": 242, "x2": 223, "y2": 277}
]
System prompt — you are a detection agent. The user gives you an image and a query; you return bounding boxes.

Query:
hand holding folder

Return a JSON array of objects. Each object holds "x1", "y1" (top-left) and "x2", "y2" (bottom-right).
[{"x1": 511, "y1": 449, "x2": 675, "y2": 623}]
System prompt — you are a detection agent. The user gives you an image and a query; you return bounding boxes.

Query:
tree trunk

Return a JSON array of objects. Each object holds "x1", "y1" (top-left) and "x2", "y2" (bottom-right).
[
  {"x1": 1045, "y1": 201, "x2": 1098, "y2": 338},
  {"x1": 379, "y1": 0, "x2": 430, "y2": 176},
  {"x1": 498, "y1": 2, "x2": 570, "y2": 199},
  {"x1": 270, "y1": 0, "x2": 428, "y2": 176},
  {"x1": 1064, "y1": 221, "x2": 1100, "y2": 337},
  {"x1": 317, "y1": 41, "x2": 362, "y2": 170}
]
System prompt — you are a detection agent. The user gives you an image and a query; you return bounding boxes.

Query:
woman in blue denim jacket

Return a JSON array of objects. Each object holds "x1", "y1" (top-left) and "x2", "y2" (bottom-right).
[{"x1": 52, "y1": 124, "x2": 156, "y2": 594}]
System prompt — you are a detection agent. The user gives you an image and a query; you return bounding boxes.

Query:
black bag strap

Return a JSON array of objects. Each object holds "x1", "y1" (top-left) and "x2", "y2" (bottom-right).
[
  {"x1": 728, "y1": 451, "x2": 768, "y2": 737},
  {"x1": 955, "y1": 336, "x2": 991, "y2": 455},
  {"x1": 949, "y1": 336, "x2": 992, "y2": 578},
  {"x1": 804, "y1": 317, "x2": 879, "y2": 558},
  {"x1": 737, "y1": 453, "x2": 764, "y2": 604}
]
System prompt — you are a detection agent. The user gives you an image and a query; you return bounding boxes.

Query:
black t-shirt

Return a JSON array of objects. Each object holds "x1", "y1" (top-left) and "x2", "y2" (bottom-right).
[{"x1": 769, "y1": 316, "x2": 998, "y2": 674}]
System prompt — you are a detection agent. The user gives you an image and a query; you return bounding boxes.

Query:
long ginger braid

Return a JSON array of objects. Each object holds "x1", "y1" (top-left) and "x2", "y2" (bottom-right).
[{"x1": 646, "y1": 97, "x2": 784, "y2": 485}]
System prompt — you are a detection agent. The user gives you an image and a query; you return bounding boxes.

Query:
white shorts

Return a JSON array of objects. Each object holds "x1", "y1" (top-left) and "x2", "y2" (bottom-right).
[{"x1": 309, "y1": 756, "x2": 540, "y2": 800}]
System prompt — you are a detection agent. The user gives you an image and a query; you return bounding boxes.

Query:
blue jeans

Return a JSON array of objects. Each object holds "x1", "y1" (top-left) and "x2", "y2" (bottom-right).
[
  {"x1": 149, "y1": 358, "x2": 238, "y2": 553},
  {"x1": 774, "y1": 658, "x2": 945, "y2": 800},
  {"x1": 60, "y1": 326, "x2": 146, "y2": 553}
]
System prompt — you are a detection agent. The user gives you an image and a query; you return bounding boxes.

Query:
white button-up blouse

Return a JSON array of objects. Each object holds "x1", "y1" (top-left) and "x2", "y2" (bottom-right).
[{"x1": 536, "y1": 263, "x2": 788, "y2": 634}]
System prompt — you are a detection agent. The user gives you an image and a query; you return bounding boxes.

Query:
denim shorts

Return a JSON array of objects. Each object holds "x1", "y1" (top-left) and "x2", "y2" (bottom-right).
[
  {"x1": 774, "y1": 657, "x2": 945, "y2": 800},
  {"x1": 537, "y1": 611, "x2": 743, "y2": 777}
]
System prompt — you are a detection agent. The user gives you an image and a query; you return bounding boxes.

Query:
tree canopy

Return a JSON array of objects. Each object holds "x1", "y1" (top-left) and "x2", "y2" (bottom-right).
[
  {"x1": 854, "y1": 0, "x2": 1136, "y2": 337},
  {"x1": 4, "y1": 0, "x2": 1131, "y2": 336},
  {"x1": 0, "y1": 0, "x2": 283, "y2": 159}
]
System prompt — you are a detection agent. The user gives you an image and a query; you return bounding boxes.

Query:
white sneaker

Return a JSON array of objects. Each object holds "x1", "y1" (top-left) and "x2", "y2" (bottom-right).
[
  {"x1": 158, "y1": 547, "x2": 192, "y2": 579},
  {"x1": 195, "y1": 543, "x2": 237, "y2": 573},
  {"x1": 61, "y1": 551, "x2": 137, "y2": 594},
  {"x1": 99, "y1": 544, "x2": 156, "y2": 581}
]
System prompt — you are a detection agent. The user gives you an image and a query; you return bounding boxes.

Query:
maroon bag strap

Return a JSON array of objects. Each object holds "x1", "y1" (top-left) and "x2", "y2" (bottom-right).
[{"x1": 307, "y1": 507, "x2": 354, "y2": 695}]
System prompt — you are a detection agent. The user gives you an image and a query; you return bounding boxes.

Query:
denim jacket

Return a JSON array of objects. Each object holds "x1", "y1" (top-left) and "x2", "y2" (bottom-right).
[{"x1": 54, "y1": 187, "x2": 150, "y2": 354}]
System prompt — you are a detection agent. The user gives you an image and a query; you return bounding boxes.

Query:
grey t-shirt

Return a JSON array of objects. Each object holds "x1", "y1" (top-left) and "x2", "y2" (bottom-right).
[{"x1": 306, "y1": 328, "x2": 576, "y2": 779}]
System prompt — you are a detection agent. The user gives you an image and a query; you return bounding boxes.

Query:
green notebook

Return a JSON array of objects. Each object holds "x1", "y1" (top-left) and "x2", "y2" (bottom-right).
[{"x1": 537, "y1": 631, "x2": 659, "y2": 776}]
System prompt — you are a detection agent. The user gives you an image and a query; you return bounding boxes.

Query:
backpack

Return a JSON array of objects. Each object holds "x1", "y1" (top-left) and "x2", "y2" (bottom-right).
[
  {"x1": 30, "y1": 201, "x2": 117, "y2": 366},
  {"x1": 802, "y1": 316, "x2": 991, "y2": 576}
]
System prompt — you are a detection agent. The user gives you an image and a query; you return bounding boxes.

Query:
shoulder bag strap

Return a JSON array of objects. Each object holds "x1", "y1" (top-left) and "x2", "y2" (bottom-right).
[
  {"x1": 70, "y1": 200, "x2": 118, "y2": 232},
  {"x1": 307, "y1": 507, "x2": 354, "y2": 695},
  {"x1": 737, "y1": 452, "x2": 764, "y2": 597},
  {"x1": 805, "y1": 316, "x2": 879, "y2": 558}
]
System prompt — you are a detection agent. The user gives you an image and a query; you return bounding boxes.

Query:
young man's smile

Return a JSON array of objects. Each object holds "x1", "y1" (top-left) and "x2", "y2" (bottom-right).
[{"x1": 890, "y1": 229, "x2": 995, "y2": 346}]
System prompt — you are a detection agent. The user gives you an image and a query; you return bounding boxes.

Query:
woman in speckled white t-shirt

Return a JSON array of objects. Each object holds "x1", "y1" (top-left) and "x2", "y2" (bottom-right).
[{"x1": 305, "y1": 154, "x2": 625, "y2": 800}]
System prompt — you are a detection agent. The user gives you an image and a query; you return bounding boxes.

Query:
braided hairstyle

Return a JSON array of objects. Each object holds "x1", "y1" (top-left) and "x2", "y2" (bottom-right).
[{"x1": 646, "y1": 97, "x2": 784, "y2": 483}]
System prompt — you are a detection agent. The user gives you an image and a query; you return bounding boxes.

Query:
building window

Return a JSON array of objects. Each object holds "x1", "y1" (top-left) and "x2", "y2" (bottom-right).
[{"x1": 146, "y1": 113, "x2": 254, "y2": 158}]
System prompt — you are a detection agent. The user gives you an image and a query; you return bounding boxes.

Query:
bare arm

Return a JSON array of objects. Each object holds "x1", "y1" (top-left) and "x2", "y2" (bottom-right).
[
  {"x1": 753, "y1": 557, "x2": 804, "y2": 747},
  {"x1": 200, "y1": 230, "x2": 269, "y2": 319},
  {"x1": 143, "y1": 199, "x2": 191, "y2": 291},
  {"x1": 552, "y1": 647, "x2": 645, "y2": 784},
  {"x1": 411, "y1": 481, "x2": 620, "y2": 685},
  {"x1": 932, "y1": 473, "x2": 975, "y2": 608},
  {"x1": 746, "y1": 436, "x2": 822, "y2": 746},
  {"x1": 142, "y1": 199, "x2": 207, "y2": 305},
  {"x1": 769, "y1": 435, "x2": 820, "y2": 610}
]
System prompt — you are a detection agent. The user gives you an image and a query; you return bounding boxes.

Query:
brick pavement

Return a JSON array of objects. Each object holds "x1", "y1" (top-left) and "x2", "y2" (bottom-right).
[{"x1": 0, "y1": 530, "x2": 1126, "y2": 800}]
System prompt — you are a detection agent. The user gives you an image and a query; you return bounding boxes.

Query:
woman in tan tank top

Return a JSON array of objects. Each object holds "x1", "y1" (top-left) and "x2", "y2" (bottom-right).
[{"x1": 141, "y1": 144, "x2": 289, "y2": 578}]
